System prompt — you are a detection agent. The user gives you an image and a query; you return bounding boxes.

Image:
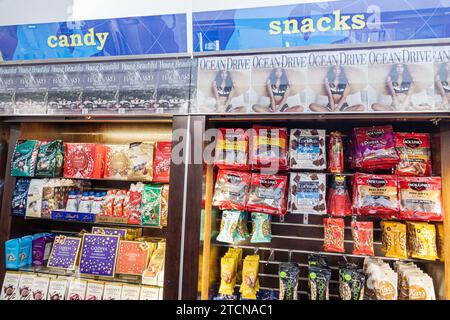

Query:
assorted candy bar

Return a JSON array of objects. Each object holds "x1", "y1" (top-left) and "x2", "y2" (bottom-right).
[
  {"x1": 395, "y1": 132, "x2": 431, "y2": 176},
  {"x1": 289, "y1": 173, "x2": 326, "y2": 215},
  {"x1": 247, "y1": 173, "x2": 287, "y2": 215},
  {"x1": 250, "y1": 125, "x2": 288, "y2": 171},
  {"x1": 289, "y1": 129, "x2": 326, "y2": 170},
  {"x1": 214, "y1": 128, "x2": 249, "y2": 171},
  {"x1": 212, "y1": 170, "x2": 251, "y2": 211}
]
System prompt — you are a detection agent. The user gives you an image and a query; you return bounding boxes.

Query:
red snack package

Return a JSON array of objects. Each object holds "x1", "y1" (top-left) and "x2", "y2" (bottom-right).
[
  {"x1": 352, "y1": 173, "x2": 399, "y2": 217},
  {"x1": 212, "y1": 170, "x2": 251, "y2": 211},
  {"x1": 113, "y1": 190, "x2": 127, "y2": 217},
  {"x1": 125, "y1": 183, "x2": 144, "y2": 224},
  {"x1": 246, "y1": 173, "x2": 288, "y2": 215},
  {"x1": 323, "y1": 218, "x2": 345, "y2": 253},
  {"x1": 351, "y1": 221, "x2": 374, "y2": 256},
  {"x1": 64, "y1": 143, "x2": 106, "y2": 179},
  {"x1": 153, "y1": 142, "x2": 172, "y2": 183},
  {"x1": 328, "y1": 131, "x2": 344, "y2": 173},
  {"x1": 394, "y1": 132, "x2": 431, "y2": 176},
  {"x1": 398, "y1": 176, "x2": 443, "y2": 222},
  {"x1": 102, "y1": 190, "x2": 116, "y2": 216},
  {"x1": 250, "y1": 125, "x2": 288, "y2": 171},
  {"x1": 327, "y1": 175, "x2": 352, "y2": 217},
  {"x1": 214, "y1": 128, "x2": 249, "y2": 171},
  {"x1": 353, "y1": 125, "x2": 400, "y2": 171}
]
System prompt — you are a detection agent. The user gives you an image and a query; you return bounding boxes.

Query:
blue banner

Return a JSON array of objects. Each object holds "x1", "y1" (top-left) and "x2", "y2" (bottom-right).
[
  {"x1": 0, "y1": 14, "x2": 187, "y2": 61},
  {"x1": 193, "y1": 0, "x2": 450, "y2": 52}
]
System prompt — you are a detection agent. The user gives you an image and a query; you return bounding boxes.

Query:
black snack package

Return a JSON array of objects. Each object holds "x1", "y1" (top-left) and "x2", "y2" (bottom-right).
[
  {"x1": 11, "y1": 178, "x2": 31, "y2": 216},
  {"x1": 308, "y1": 265, "x2": 331, "y2": 300},
  {"x1": 279, "y1": 263, "x2": 299, "y2": 300},
  {"x1": 338, "y1": 263, "x2": 365, "y2": 300}
]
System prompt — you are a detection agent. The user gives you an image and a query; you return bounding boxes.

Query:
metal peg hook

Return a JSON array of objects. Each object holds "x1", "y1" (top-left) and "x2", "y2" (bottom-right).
[
  {"x1": 254, "y1": 247, "x2": 259, "y2": 255},
  {"x1": 265, "y1": 248, "x2": 275, "y2": 266},
  {"x1": 288, "y1": 250, "x2": 293, "y2": 263}
]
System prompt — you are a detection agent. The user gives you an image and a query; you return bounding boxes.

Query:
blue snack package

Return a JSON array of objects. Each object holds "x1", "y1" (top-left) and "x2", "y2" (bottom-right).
[
  {"x1": 11, "y1": 178, "x2": 31, "y2": 216},
  {"x1": 19, "y1": 236, "x2": 33, "y2": 267},
  {"x1": 5, "y1": 239, "x2": 21, "y2": 269}
]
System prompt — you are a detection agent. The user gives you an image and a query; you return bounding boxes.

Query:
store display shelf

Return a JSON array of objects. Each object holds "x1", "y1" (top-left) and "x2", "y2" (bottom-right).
[
  {"x1": 1, "y1": 114, "x2": 174, "y2": 123},
  {"x1": 11, "y1": 176, "x2": 166, "y2": 184}
]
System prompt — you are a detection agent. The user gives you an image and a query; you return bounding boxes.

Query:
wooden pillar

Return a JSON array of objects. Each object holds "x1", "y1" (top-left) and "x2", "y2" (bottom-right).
[
  {"x1": 440, "y1": 122, "x2": 450, "y2": 299},
  {"x1": 201, "y1": 163, "x2": 214, "y2": 300}
]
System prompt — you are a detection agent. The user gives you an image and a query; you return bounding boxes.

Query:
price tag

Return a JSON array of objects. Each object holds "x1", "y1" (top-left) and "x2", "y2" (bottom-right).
[{"x1": 156, "y1": 108, "x2": 164, "y2": 114}]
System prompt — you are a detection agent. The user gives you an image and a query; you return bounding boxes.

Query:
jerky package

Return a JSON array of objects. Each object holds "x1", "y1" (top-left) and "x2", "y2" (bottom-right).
[
  {"x1": 11, "y1": 178, "x2": 31, "y2": 216},
  {"x1": 395, "y1": 132, "x2": 431, "y2": 176},
  {"x1": 247, "y1": 173, "x2": 287, "y2": 215},
  {"x1": 328, "y1": 131, "x2": 344, "y2": 173},
  {"x1": 289, "y1": 173, "x2": 326, "y2": 215},
  {"x1": 353, "y1": 173, "x2": 399, "y2": 217},
  {"x1": 399, "y1": 176, "x2": 443, "y2": 222},
  {"x1": 308, "y1": 265, "x2": 331, "y2": 300},
  {"x1": 35, "y1": 140, "x2": 64, "y2": 178},
  {"x1": 338, "y1": 264, "x2": 365, "y2": 300},
  {"x1": 250, "y1": 125, "x2": 288, "y2": 171},
  {"x1": 289, "y1": 129, "x2": 326, "y2": 170},
  {"x1": 11, "y1": 140, "x2": 40, "y2": 177},
  {"x1": 351, "y1": 221, "x2": 374, "y2": 256},
  {"x1": 212, "y1": 170, "x2": 251, "y2": 211},
  {"x1": 323, "y1": 218, "x2": 345, "y2": 253},
  {"x1": 279, "y1": 263, "x2": 299, "y2": 300},
  {"x1": 214, "y1": 128, "x2": 249, "y2": 171},
  {"x1": 327, "y1": 175, "x2": 352, "y2": 217}
]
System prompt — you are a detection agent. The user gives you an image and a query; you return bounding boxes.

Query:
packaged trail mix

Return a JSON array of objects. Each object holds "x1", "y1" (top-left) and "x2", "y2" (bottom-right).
[
  {"x1": 351, "y1": 221, "x2": 374, "y2": 256},
  {"x1": 338, "y1": 263, "x2": 365, "y2": 300},
  {"x1": 327, "y1": 175, "x2": 352, "y2": 217},
  {"x1": 289, "y1": 173, "x2": 326, "y2": 215},
  {"x1": 247, "y1": 173, "x2": 287, "y2": 215},
  {"x1": 406, "y1": 222, "x2": 438, "y2": 261},
  {"x1": 153, "y1": 142, "x2": 172, "y2": 183},
  {"x1": 104, "y1": 144, "x2": 130, "y2": 179},
  {"x1": 11, "y1": 140, "x2": 40, "y2": 177},
  {"x1": 352, "y1": 173, "x2": 399, "y2": 217},
  {"x1": 214, "y1": 128, "x2": 249, "y2": 171},
  {"x1": 240, "y1": 255, "x2": 260, "y2": 299},
  {"x1": 364, "y1": 258, "x2": 398, "y2": 300},
  {"x1": 289, "y1": 129, "x2": 326, "y2": 170},
  {"x1": 35, "y1": 140, "x2": 64, "y2": 178},
  {"x1": 216, "y1": 210, "x2": 241, "y2": 244},
  {"x1": 141, "y1": 184, "x2": 162, "y2": 226},
  {"x1": 308, "y1": 265, "x2": 331, "y2": 300},
  {"x1": 219, "y1": 248, "x2": 241, "y2": 296},
  {"x1": 250, "y1": 125, "x2": 288, "y2": 171},
  {"x1": 212, "y1": 170, "x2": 251, "y2": 211},
  {"x1": 395, "y1": 132, "x2": 431, "y2": 176},
  {"x1": 323, "y1": 218, "x2": 345, "y2": 253},
  {"x1": 279, "y1": 263, "x2": 299, "y2": 300},
  {"x1": 398, "y1": 176, "x2": 443, "y2": 222},
  {"x1": 381, "y1": 221, "x2": 408, "y2": 259},
  {"x1": 128, "y1": 142, "x2": 154, "y2": 181},
  {"x1": 250, "y1": 213, "x2": 272, "y2": 243},
  {"x1": 328, "y1": 131, "x2": 344, "y2": 173}
]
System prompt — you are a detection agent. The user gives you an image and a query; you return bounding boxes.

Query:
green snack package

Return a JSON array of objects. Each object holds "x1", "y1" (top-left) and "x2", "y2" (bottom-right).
[
  {"x1": 141, "y1": 184, "x2": 162, "y2": 226},
  {"x1": 250, "y1": 213, "x2": 272, "y2": 243},
  {"x1": 279, "y1": 262, "x2": 299, "y2": 300},
  {"x1": 217, "y1": 210, "x2": 241, "y2": 244},
  {"x1": 234, "y1": 211, "x2": 249, "y2": 242},
  {"x1": 308, "y1": 265, "x2": 331, "y2": 300},
  {"x1": 338, "y1": 263, "x2": 365, "y2": 300},
  {"x1": 11, "y1": 140, "x2": 40, "y2": 177},
  {"x1": 35, "y1": 140, "x2": 64, "y2": 177}
]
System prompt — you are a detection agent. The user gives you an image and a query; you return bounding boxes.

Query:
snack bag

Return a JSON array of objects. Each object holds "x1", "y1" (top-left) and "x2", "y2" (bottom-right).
[
  {"x1": 125, "y1": 183, "x2": 144, "y2": 224},
  {"x1": 128, "y1": 142, "x2": 154, "y2": 181},
  {"x1": 328, "y1": 131, "x2": 344, "y2": 173},
  {"x1": 113, "y1": 190, "x2": 127, "y2": 217},
  {"x1": 327, "y1": 175, "x2": 351, "y2": 217},
  {"x1": 406, "y1": 222, "x2": 438, "y2": 261},
  {"x1": 250, "y1": 125, "x2": 288, "y2": 171},
  {"x1": 160, "y1": 184, "x2": 169, "y2": 227},
  {"x1": 11, "y1": 178, "x2": 31, "y2": 216},
  {"x1": 406, "y1": 273, "x2": 436, "y2": 300},
  {"x1": 35, "y1": 140, "x2": 64, "y2": 178},
  {"x1": 219, "y1": 252, "x2": 239, "y2": 296},
  {"x1": 323, "y1": 218, "x2": 345, "y2": 253},
  {"x1": 308, "y1": 265, "x2": 331, "y2": 300},
  {"x1": 351, "y1": 221, "x2": 374, "y2": 256},
  {"x1": 395, "y1": 132, "x2": 431, "y2": 176},
  {"x1": 247, "y1": 173, "x2": 288, "y2": 216},
  {"x1": 338, "y1": 264, "x2": 365, "y2": 300},
  {"x1": 250, "y1": 213, "x2": 272, "y2": 243},
  {"x1": 216, "y1": 210, "x2": 241, "y2": 244},
  {"x1": 153, "y1": 142, "x2": 172, "y2": 183},
  {"x1": 104, "y1": 144, "x2": 130, "y2": 179},
  {"x1": 353, "y1": 173, "x2": 399, "y2": 217},
  {"x1": 289, "y1": 173, "x2": 326, "y2": 215},
  {"x1": 141, "y1": 184, "x2": 162, "y2": 226},
  {"x1": 240, "y1": 255, "x2": 260, "y2": 300},
  {"x1": 279, "y1": 263, "x2": 299, "y2": 300},
  {"x1": 11, "y1": 140, "x2": 40, "y2": 177},
  {"x1": 102, "y1": 190, "x2": 116, "y2": 216},
  {"x1": 212, "y1": 170, "x2": 251, "y2": 211},
  {"x1": 63, "y1": 143, "x2": 105, "y2": 179},
  {"x1": 398, "y1": 176, "x2": 443, "y2": 222},
  {"x1": 436, "y1": 224, "x2": 445, "y2": 262},
  {"x1": 289, "y1": 129, "x2": 326, "y2": 170},
  {"x1": 214, "y1": 128, "x2": 249, "y2": 171},
  {"x1": 381, "y1": 221, "x2": 408, "y2": 259}
]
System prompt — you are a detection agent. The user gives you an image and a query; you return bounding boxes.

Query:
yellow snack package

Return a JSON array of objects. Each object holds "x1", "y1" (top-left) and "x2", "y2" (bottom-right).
[
  {"x1": 407, "y1": 222, "x2": 438, "y2": 261},
  {"x1": 239, "y1": 255, "x2": 260, "y2": 299},
  {"x1": 381, "y1": 221, "x2": 408, "y2": 259},
  {"x1": 436, "y1": 224, "x2": 445, "y2": 262},
  {"x1": 218, "y1": 256, "x2": 237, "y2": 295}
]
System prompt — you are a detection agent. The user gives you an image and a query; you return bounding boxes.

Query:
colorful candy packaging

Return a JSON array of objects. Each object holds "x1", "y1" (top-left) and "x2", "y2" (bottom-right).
[
  {"x1": 26, "y1": 178, "x2": 48, "y2": 218},
  {"x1": 102, "y1": 190, "x2": 116, "y2": 216},
  {"x1": 104, "y1": 145, "x2": 130, "y2": 179},
  {"x1": 338, "y1": 263, "x2": 365, "y2": 300},
  {"x1": 327, "y1": 175, "x2": 352, "y2": 217},
  {"x1": 250, "y1": 125, "x2": 288, "y2": 171},
  {"x1": 11, "y1": 178, "x2": 31, "y2": 216},
  {"x1": 323, "y1": 218, "x2": 345, "y2": 253},
  {"x1": 279, "y1": 263, "x2": 299, "y2": 300},
  {"x1": 18, "y1": 236, "x2": 32, "y2": 268},
  {"x1": 35, "y1": 140, "x2": 64, "y2": 178},
  {"x1": 219, "y1": 249, "x2": 240, "y2": 296},
  {"x1": 240, "y1": 255, "x2": 260, "y2": 300},
  {"x1": 213, "y1": 170, "x2": 251, "y2": 211},
  {"x1": 214, "y1": 128, "x2": 249, "y2": 171},
  {"x1": 63, "y1": 143, "x2": 106, "y2": 179},
  {"x1": 289, "y1": 129, "x2": 326, "y2": 170},
  {"x1": 289, "y1": 173, "x2": 326, "y2": 215},
  {"x1": 11, "y1": 140, "x2": 40, "y2": 177},
  {"x1": 352, "y1": 173, "x2": 399, "y2": 217},
  {"x1": 113, "y1": 190, "x2": 127, "y2": 216},
  {"x1": 124, "y1": 183, "x2": 144, "y2": 224},
  {"x1": 398, "y1": 176, "x2": 443, "y2": 222},
  {"x1": 351, "y1": 221, "x2": 374, "y2": 256},
  {"x1": 406, "y1": 222, "x2": 438, "y2": 261},
  {"x1": 141, "y1": 184, "x2": 162, "y2": 226},
  {"x1": 5, "y1": 239, "x2": 21, "y2": 269},
  {"x1": 395, "y1": 132, "x2": 431, "y2": 176},
  {"x1": 308, "y1": 264, "x2": 331, "y2": 300},
  {"x1": 352, "y1": 125, "x2": 400, "y2": 171},
  {"x1": 32, "y1": 234, "x2": 55, "y2": 266},
  {"x1": 437, "y1": 224, "x2": 445, "y2": 262},
  {"x1": 381, "y1": 221, "x2": 408, "y2": 259},
  {"x1": 128, "y1": 142, "x2": 154, "y2": 181},
  {"x1": 153, "y1": 142, "x2": 172, "y2": 183},
  {"x1": 328, "y1": 131, "x2": 344, "y2": 173},
  {"x1": 160, "y1": 184, "x2": 169, "y2": 227},
  {"x1": 250, "y1": 213, "x2": 272, "y2": 243},
  {"x1": 247, "y1": 173, "x2": 287, "y2": 216},
  {"x1": 217, "y1": 210, "x2": 241, "y2": 244}
]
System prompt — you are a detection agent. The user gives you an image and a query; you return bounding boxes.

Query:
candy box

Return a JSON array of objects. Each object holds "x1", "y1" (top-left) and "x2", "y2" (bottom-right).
[
  {"x1": 141, "y1": 184, "x2": 163, "y2": 226},
  {"x1": 47, "y1": 277, "x2": 69, "y2": 300},
  {"x1": 79, "y1": 234, "x2": 120, "y2": 277},
  {"x1": 11, "y1": 140, "x2": 40, "y2": 177},
  {"x1": 288, "y1": 173, "x2": 326, "y2": 215},
  {"x1": 250, "y1": 125, "x2": 288, "y2": 171},
  {"x1": 395, "y1": 132, "x2": 431, "y2": 176},
  {"x1": 214, "y1": 128, "x2": 249, "y2": 171},
  {"x1": 47, "y1": 236, "x2": 82, "y2": 270},
  {"x1": 5, "y1": 238, "x2": 20, "y2": 269},
  {"x1": 25, "y1": 178, "x2": 48, "y2": 218},
  {"x1": 125, "y1": 183, "x2": 144, "y2": 224},
  {"x1": 11, "y1": 178, "x2": 31, "y2": 216},
  {"x1": 247, "y1": 173, "x2": 288, "y2": 215},
  {"x1": 35, "y1": 140, "x2": 64, "y2": 178},
  {"x1": 1, "y1": 271, "x2": 21, "y2": 300},
  {"x1": 16, "y1": 273, "x2": 35, "y2": 300},
  {"x1": 116, "y1": 241, "x2": 151, "y2": 276},
  {"x1": 212, "y1": 170, "x2": 251, "y2": 211},
  {"x1": 85, "y1": 281, "x2": 105, "y2": 300},
  {"x1": 289, "y1": 129, "x2": 326, "y2": 170},
  {"x1": 31, "y1": 275, "x2": 50, "y2": 300},
  {"x1": 102, "y1": 282, "x2": 123, "y2": 300},
  {"x1": 128, "y1": 141, "x2": 154, "y2": 181},
  {"x1": 120, "y1": 284, "x2": 141, "y2": 300},
  {"x1": 66, "y1": 279, "x2": 87, "y2": 300},
  {"x1": 139, "y1": 286, "x2": 160, "y2": 300},
  {"x1": 63, "y1": 143, "x2": 106, "y2": 179},
  {"x1": 104, "y1": 144, "x2": 130, "y2": 179},
  {"x1": 160, "y1": 184, "x2": 169, "y2": 227},
  {"x1": 153, "y1": 141, "x2": 172, "y2": 183},
  {"x1": 32, "y1": 234, "x2": 55, "y2": 266}
]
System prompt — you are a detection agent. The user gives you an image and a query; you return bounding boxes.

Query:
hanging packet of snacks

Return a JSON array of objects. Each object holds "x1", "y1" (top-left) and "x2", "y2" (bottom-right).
[
  {"x1": 328, "y1": 131, "x2": 344, "y2": 173},
  {"x1": 35, "y1": 140, "x2": 64, "y2": 178},
  {"x1": 351, "y1": 221, "x2": 374, "y2": 256},
  {"x1": 352, "y1": 125, "x2": 400, "y2": 171},
  {"x1": 436, "y1": 224, "x2": 445, "y2": 262},
  {"x1": 289, "y1": 129, "x2": 326, "y2": 170},
  {"x1": 216, "y1": 210, "x2": 241, "y2": 244},
  {"x1": 395, "y1": 132, "x2": 431, "y2": 176},
  {"x1": 308, "y1": 265, "x2": 331, "y2": 300},
  {"x1": 308, "y1": 253, "x2": 329, "y2": 268},
  {"x1": 234, "y1": 211, "x2": 249, "y2": 242},
  {"x1": 219, "y1": 249, "x2": 240, "y2": 295},
  {"x1": 250, "y1": 213, "x2": 272, "y2": 243},
  {"x1": 289, "y1": 173, "x2": 326, "y2": 215},
  {"x1": 212, "y1": 170, "x2": 251, "y2": 211},
  {"x1": 153, "y1": 142, "x2": 172, "y2": 183},
  {"x1": 398, "y1": 176, "x2": 443, "y2": 222},
  {"x1": 371, "y1": 266, "x2": 398, "y2": 300},
  {"x1": 406, "y1": 222, "x2": 438, "y2": 261},
  {"x1": 381, "y1": 221, "x2": 408, "y2": 259},
  {"x1": 11, "y1": 140, "x2": 40, "y2": 177},
  {"x1": 214, "y1": 128, "x2": 249, "y2": 171},
  {"x1": 323, "y1": 218, "x2": 345, "y2": 253},
  {"x1": 338, "y1": 264, "x2": 365, "y2": 300},
  {"x1": 353, "y1": 173, "x2": 399, "y2": 218},
  {"x1": 327, "y1": 175, "x2": 351, "y2": 217},
  {"x1": 247, "y1": 174, "x2": 288, "y2": 215},
  {"x1": 279, "y1": 263, "x2": 299, "y2": 300},
  {"x1": 239, "y1": 255, "x2": 260, "y2": 300},
  {"x1": 250, "y1": 125, "x2": 288, "y2": 171},
  {"x1": 405, "y1": 272, "x2": 436, "y2": 300},
  {"x1": 141, "y1": 184, "x2": 162, "y2": 226}
]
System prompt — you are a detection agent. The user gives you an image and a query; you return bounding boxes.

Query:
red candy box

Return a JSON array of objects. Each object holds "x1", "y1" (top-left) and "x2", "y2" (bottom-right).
[
  {"x1": 153, "y1": 142, "x2": 172, "y2": 183},
  {"x1": 63, "y1": 143, "x2": 106, "y2": 179}
]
